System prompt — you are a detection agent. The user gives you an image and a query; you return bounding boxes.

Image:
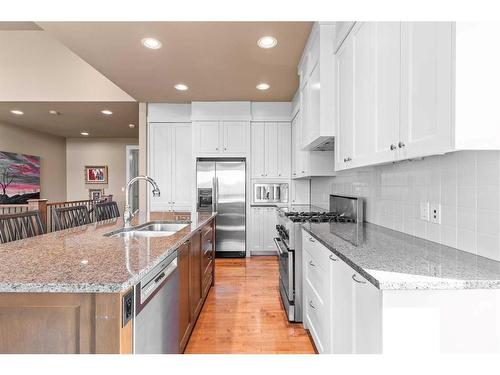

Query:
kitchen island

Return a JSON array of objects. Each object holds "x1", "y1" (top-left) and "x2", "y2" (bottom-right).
[
  {"x1": 301, "y1": 222, "x2": 500, "y2": 353},
  {"x1": 0, "y1": 210, "x2": 216, "y2": 354}
]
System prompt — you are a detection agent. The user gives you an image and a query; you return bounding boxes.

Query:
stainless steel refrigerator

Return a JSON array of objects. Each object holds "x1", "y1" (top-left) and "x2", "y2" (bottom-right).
[{"x1": 196, "y1": 159, "x2": 246, "y2": 258}]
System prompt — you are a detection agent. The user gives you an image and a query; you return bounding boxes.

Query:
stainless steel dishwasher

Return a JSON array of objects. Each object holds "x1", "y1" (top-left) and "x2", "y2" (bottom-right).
[{"x1": 134, "y1": 250, "x2": 179, "y2": 354}]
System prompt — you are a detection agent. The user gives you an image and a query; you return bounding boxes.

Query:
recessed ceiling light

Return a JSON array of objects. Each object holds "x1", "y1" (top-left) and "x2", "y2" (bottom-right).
[
  {"x1": 257, "y1": 36, "x2": 278, "y2": 49},
  {"x1": 174, "y1": 83, "x2": 189, "y2": 91},
  {"x1": 256, "y1": 83, "x2": 270, "y2": 91},
  {"x1": 49, "y1": 110, "x2": 60, "y2": 115},
  {"x1": 101, "y1": 109, "x2": 113, "y2": 115},
  {"x1": 141, "y1": 37, "x2": 162, "y2": 49},
  {"x1": 10, "y1": 109, "x2": 24, "y2": 115},
  {"x1": 129, "y1": 123, "x2": 136, "y2": 129},
  {"x1": 80, "y1": 131, "x2": 89, "y2": 136}
]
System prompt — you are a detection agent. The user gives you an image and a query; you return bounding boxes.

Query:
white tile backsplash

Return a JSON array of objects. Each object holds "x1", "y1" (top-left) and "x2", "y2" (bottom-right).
[{"x1": 311, "y1": 150, "x2": 500, "y2": 261}]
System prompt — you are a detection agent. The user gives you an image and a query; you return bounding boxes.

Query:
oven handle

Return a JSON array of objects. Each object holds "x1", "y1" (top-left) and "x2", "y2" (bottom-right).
[{"x1": 274, "y1": 237, "x2": 286, "y2": 256}]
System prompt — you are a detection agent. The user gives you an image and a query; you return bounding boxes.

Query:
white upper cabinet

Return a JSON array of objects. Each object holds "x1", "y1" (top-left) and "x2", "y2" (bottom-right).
[
  {"x1": 193, "y1": 121, "x2": 249, "y2": 156},
  {"x1": 298, "y1": 23, "x2": 336, "y2": 151},
  {"x1": 221, "y1": 121, "x2": 248, "y2": 154},
  {"x1": 149, "y1": 122, "x2": 192, "y2": 212},
  {"x1": 250, "y1": 121, "x2": 291, "y2": 179},
  {"x1": 399, "y1": 22, "x2": 453, "y2": 159},
  {"x1": 336, "y1": 22, "x2": 455, "y2": 171},
  {"x1": 192, "y1": 101, "x2": 250, "y2": 156},
  {"x1": 196, "y1": 121, "x2": 220, "y2": 153}
]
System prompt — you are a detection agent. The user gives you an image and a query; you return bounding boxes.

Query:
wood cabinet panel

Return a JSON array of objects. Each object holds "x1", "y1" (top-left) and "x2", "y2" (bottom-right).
[
  {"x1": 178, "y1": 241, "x2": 191, "y2": 353},
  {"x1": 189, "y1": 229, "x2": 203, "y2": 320}
]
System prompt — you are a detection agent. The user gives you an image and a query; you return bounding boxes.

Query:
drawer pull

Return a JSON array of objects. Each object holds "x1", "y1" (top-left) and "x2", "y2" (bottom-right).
[
  {"x1": 352, "y1": 274, "x2": 366, "y2": 284},
  {"x1": 308, "y1": 237, "x2": 316, "y2": 243},
  {"x1": 329, "y1": 254, "x2": 338, "y2": 261},
  {"x1": 309, "y1": 260, "x2": 316, "y2": 267},
  {"x1": 309, "y1": 300, "x2": 316, "y2": 310}
]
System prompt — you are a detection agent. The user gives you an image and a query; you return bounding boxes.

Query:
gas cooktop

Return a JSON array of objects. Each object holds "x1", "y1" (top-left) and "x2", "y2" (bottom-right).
[{"x1": 284, "y1": 211, "x2": 356, "y2": 223}]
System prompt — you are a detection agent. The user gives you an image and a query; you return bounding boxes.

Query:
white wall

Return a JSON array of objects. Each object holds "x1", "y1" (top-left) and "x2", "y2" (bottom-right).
[
  {"x1": 311, "y1": 151, "x2": 500, "y2": 261},
  {"x1": 0, "y1": 121, "x2": 66, "y2": 202},
  {"x1": 66, "y1": 138, "x2": 138, "y2": 212}
]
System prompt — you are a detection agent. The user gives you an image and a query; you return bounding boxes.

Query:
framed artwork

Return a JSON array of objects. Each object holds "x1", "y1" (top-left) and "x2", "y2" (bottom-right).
[
  {"x1": 0, "y1": 151, "x2": 41, "y2": 204},
  {"x1": 85, "y1": 166, "x2": 108, "y2": 184},
  {"x1": 89, "y1": 188, "x2": 104, "y2": 201}
]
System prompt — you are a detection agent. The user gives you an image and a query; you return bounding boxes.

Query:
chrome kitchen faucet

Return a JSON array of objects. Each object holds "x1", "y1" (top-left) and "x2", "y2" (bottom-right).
[{"x1": 123, "y1": 175, "x2": 160, "y2": 228}]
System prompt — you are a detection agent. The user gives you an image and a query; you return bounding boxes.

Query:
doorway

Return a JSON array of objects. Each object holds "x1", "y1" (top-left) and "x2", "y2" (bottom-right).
[{"x1": 126, "y1": 145, "x2": 140, "y2": 213}]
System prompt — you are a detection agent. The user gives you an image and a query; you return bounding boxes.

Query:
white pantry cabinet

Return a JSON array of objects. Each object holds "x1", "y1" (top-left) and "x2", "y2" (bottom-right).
[
  {"x1": 149, "y1": 122, "x2": 192, "y2": 212},
  {"x1": 248, "y1": 206, "x2": 278, "y2": 254},
  {"x1": 193, "y1": 121, "x2": 249, "y2": 155},
  {"x1": 336, "y1": 22, "x2": 454, "y2": 171},
  {"x1": 251, "y1": 122, "x2": 291, "y2": 179}
]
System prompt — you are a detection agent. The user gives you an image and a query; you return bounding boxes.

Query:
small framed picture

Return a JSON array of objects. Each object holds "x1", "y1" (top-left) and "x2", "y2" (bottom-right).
[
  {"x1": 89, "y1": 188, "x2": 104, "y2": 201},
  {"x1": 85, "y1": 166, "x2": 108, "y2": 184}
]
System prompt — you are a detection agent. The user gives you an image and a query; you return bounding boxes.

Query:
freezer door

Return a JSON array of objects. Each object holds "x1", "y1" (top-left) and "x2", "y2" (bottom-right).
[{"x1": 215, "y1": 161, "x2": 246, "y2": 257}]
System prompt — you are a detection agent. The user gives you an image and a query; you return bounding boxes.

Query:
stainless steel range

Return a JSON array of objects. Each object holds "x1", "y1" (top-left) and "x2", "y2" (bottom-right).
[{"x1": 275, "y1": 195, "x2": 363, "y2": 322}]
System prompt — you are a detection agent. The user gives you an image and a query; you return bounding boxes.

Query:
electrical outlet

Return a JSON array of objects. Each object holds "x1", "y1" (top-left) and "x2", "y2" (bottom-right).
[
  {"x1": 430, "y1": 203, "x2": 441, "y2": 224},
  {"x1": 420, "y1": 202, "x2": 430, "y2": 221}
]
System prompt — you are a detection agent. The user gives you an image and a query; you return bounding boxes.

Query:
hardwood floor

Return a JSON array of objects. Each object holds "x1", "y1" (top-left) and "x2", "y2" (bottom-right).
[{"x1": 184, "y1": 256, "x2": 315, "y2": 354}]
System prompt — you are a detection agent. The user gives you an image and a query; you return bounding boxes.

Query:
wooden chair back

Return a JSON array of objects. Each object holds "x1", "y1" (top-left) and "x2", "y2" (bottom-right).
[
  {"x1": 52, "y1": 205, "x2": 91, "y2": 231},
  {"x1": 95, "y1": 201, "x2": 120, "y2": 221},
  {"x1": 0, "y1": 211, "x2": 45, "y2": 244}
]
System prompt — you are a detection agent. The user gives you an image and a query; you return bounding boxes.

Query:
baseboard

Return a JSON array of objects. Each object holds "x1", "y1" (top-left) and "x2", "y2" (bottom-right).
[{"x1": 250, "y1": 251, "x2": 277, "y2": 256}]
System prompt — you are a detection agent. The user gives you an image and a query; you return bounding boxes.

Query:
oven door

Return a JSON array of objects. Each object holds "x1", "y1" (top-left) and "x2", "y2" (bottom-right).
[{"x1": 274, "y1": 237, "x2": 294, "y2": 302}]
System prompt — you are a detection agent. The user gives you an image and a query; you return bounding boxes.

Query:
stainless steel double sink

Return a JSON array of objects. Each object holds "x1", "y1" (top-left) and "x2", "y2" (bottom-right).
[{"x1": 104, "y1": 221, "x2": 190, "y2": 239}]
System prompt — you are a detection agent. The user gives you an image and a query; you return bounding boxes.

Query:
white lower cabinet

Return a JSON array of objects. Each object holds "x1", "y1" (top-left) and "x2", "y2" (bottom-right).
[
  {"x1": 249, "y1": 207, "x2": 278, "y2": 254},
  {"x1": 302, "y1": 229, "x2": 382, "y2": 354}
]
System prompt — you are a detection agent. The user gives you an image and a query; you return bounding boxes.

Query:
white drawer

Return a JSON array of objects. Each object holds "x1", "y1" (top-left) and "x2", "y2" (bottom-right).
[
  {"x1": 304, "y1": 279, "x2": 330, "y2": 353},
  {"x1": 304, "y1": 249, "x2": 330, "y2": 300}
]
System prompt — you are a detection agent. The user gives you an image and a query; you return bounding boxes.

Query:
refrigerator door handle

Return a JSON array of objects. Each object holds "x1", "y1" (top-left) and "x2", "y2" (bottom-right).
[
  {"x1": 215, "y1": 177, "x2": 219, "y2": 212},
  {"x1": 212, "y1": 177, "x2": 216, "y2": 212}
]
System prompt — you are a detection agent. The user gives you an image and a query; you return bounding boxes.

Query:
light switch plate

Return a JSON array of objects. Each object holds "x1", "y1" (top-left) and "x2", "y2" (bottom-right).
[
  {"x1": 430, "y1": 203, "x2": 441, "y2": 224},
  {"x1": 420, "y1": 202, "x2": 430, "y2": 221}
]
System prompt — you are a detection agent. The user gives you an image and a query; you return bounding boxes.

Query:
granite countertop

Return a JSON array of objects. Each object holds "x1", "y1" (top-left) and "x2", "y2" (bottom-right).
[
  {"x1": 302, "y1": 221, "x2": 500, "y2": 290},
  {"x1": 0, "y1": 211, "x2": 216, "y2": 293}
]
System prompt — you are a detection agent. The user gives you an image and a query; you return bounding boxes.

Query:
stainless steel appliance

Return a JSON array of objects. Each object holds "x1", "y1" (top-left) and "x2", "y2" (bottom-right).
[
  {"x1": 196, "y1": 159, "x2": 246, "y2": 258},
  {"x1": 253, "y1": 183, "x2": 289, "y2": 204},
  {"x1": 275, "y1": 195, "x2": 363, "y2": 322},
  {"x1": 134, "y1": 251, "x2": 179, "y2": 354}
]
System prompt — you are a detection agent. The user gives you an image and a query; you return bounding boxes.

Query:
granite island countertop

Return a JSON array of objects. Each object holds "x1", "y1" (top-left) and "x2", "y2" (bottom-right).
[
  {"x1": 302, "y1": 221, "x2": 500, "y2": 290},
  {"x1": 0, "y1": 210, "x2": 216, "y2": 293}
]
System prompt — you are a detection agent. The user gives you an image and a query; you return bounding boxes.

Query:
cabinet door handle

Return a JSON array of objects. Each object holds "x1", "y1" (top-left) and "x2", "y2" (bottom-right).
[
  {"x1": 216, "y1": 147, "x2": 219, "y2": 151},
  {"x1": 308, "y1": 237, "x2": 315, "y2": 242},
  {"x1": 346, "y1": 157, "x2": 352, "y2": 162},
  {"x1": 390, "y1": 144, "x2": 396, "y2": 151},
  {"x1": 352, "y1": 274, "x2": 367, "y2": 284},
  {"x1": 309, "y1": 300, "x2": 316, "y2": 310},
  {"x1": 309, "y1": 260, "x2": 316, "y2": 267},
  {"x1": 301, "y1": 170, "x2": 305, "y2": 173},
  {"x1": 329, "y1": 254, "x2": 338, "y2": 261},
  {"x1": 398, "y1": 141, "x2": 405, "y2": 148}
]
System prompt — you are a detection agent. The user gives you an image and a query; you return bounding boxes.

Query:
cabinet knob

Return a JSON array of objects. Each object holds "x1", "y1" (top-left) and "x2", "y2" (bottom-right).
[
  {"x1": 309, "y1": 260, "x2": 316, "y2": 267},
  {"x1": 390, "y1": 144, "x2": 396, "y2": 151},
  {"x1": 346, "y1": 157, "x2": 352, "y2": 162},
  {"x1": 308, "y1": 237, "x2": 315, "y2": 243},
  {"x1": 301, "y1": 170, "x2": 305, "y2": 173},
  {"x1": 398, "y1": 141, "x2": 405, "y2": 148},
  {"x1": 216, "y1": 148, "x2": 219, "y2": 150},
  {"x1": 352, "y1": 274, "x2": 367, "y2": 284},
  {"x1": 224, "y1": 147, "x2": 227, "y2": 151},
  {"x1": 329, "y1": 254, "x2": 338, "y2": 261},
  {"x1": 293, "y1": 173, "x2": 296, "y2": 176},
  {"x1": 278, "y1": 174, "x2": 281, "y2": 176},
  {"x1": 308, "y1": 300, "x2": 316, "y2": 310}
]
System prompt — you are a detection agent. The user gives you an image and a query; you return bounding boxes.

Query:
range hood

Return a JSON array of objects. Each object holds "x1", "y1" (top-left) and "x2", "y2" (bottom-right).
[{"x1": 306, "y1": 136, "x2": 335, "y2": 151}]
